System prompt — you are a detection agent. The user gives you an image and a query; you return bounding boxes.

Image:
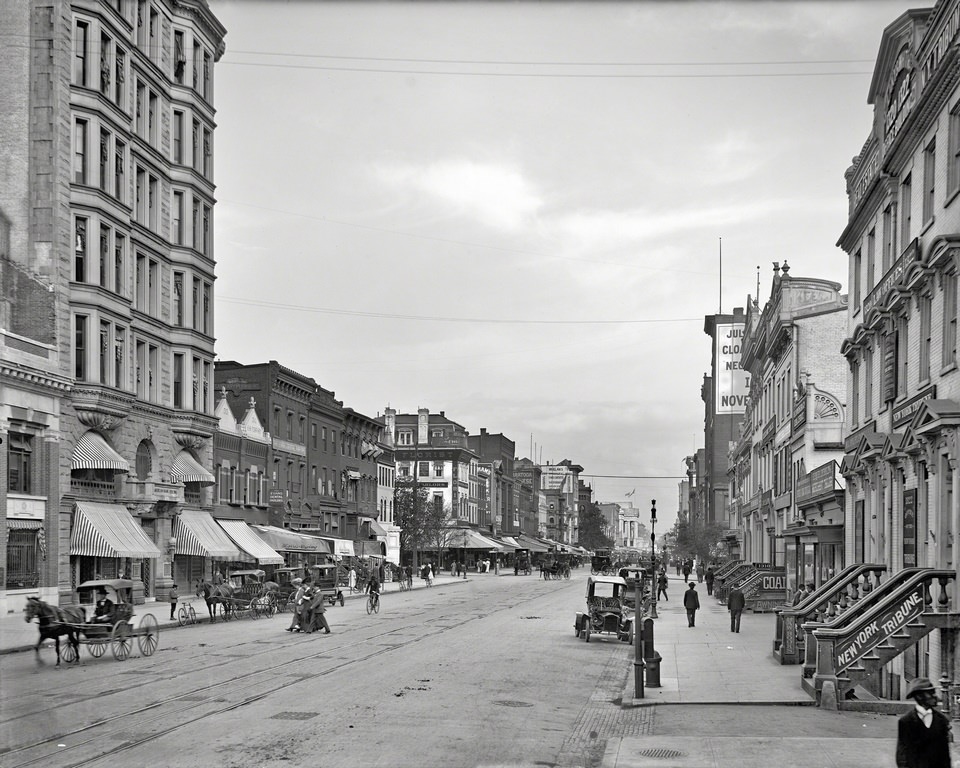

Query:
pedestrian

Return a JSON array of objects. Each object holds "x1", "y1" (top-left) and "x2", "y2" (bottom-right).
[
  {"x1": 214, "y1": 570, "x2": 224, "y2": 586},
  {"x1": 727, "y1": 583, "x2": 745, "y2": 633},
  {"x1": 705, "y1": 566, "x2": 715, "y2": 596},
  {"x1": 683, "y1": 582, "x2": 700, "y2": 627},
  {"x1": 169, "y1": 583, "x2": 178, "y2": 621},
  {"x1": 348, "y1": 565, "x2": 357, "y2": 593},
  {"x1": 286, "y1": 577, "x2": 307, "y2": 632},
  {"x1": 378, "y1": 560, "x2": 386, "y2": 586},
  {"x1": 792, "y1": 583, "x2": 809, "y2": 607},
  {"x1": 896, "y1": 677, "x2": 952, "y2": 768},
  {"x1": 428, "y1": 562, "x2": 435, "y2": 585},
  {"x1": 656, "y1": 570, "x2": 669, "y2": 601},
  {"x1": 696, "y1": 561, "x2": 705, "y2": 583},
  {"x1": 682, "y1": 560, "x2": 691, "y2": 582}
]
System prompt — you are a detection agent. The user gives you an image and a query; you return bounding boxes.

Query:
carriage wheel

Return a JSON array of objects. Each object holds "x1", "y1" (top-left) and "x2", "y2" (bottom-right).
[
  {"x1": 584, "y1": 624, "x2": 591, "y2": 643},
  {"x1": 61, "y1": 639, "x2": 78, "y2": 663},
  {"x1": 249, "y1": 600, "x2": 261, "y2": 620},
  {"x1": 88, "y1": 638, "x2": 107, "y2": 658},
  {"x1": 338, "y1": 592, "x2": 345, "y2": 607},
  {"x1": 218, "y1": 602, "x2": 229, "y2": 621},
  {"x1": 111, "y1": 621, "x2": 132, "y2": 661},
  {"x1": 138, "y1": 614, "x2": 159, "y2": 657}
]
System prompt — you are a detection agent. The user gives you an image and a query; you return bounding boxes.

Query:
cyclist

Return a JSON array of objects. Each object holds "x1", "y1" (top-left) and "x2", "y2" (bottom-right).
[{"x1": 367, "y1": 574, "x2": 381, "y2": 612}]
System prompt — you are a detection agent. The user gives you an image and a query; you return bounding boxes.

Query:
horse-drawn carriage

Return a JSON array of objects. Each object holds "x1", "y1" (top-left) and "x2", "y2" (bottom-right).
[
  {"x1": 25, "y1": 579, "x2": 160, "y2": 664},
  {"x1": 306, "y1": 563, "x2": 345, "y2": 608},
  {"x1": 541, "y1": 553, "x2": 571, "y2": 580},
  {"x1": 591, "y1": 549, "x2": 615, "y2": 575},
  {"x1": 513, "y1": 549, "x2": 532, "y2": 576},
  {"x1": 574, "y1": 575, "x2": 635, "y2": 644},
  {"x1": 197, "y1": 569, "x2": 275, "y2": 621}
]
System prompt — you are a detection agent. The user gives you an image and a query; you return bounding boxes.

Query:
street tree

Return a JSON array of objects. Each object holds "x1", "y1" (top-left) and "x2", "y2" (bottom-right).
[
  {"x1": 394, "y1": 478, "x2": 429, "y2": 568},
  {"x1": 671, "y1": 519, "x2": 726, "y2": 563},
  {"x1": 578, "y1": 502, "x2": 614, "y2": 551}
]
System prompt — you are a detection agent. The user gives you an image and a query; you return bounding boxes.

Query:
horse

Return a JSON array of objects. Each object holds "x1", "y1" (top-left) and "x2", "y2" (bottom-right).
[
  {"x1": 24, "y1": 598, "x2": 85, "y2": 666},
  {"x1": 196, "y1": 581, "x2": 235, "y2": 622}
]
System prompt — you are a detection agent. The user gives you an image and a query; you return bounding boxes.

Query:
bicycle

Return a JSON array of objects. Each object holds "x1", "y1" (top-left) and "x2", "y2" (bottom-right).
[
  {"x1": 177, "y1": 599, "x2": 198, "y2": 626},
  {"x1": 366, "y1": 591, "x2": 380, "y2": 614},
  {"x1": 398, "y1": 578, "x2": 409, "y2": 592}
]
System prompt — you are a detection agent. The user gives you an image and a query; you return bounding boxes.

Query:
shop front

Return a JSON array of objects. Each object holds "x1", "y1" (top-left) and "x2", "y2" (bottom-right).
[
  {"x1": 785, "y1": 460, "x2": 845, "y2": 601},
  {"x1": 172, "y1": 509, "x2": 242, "y2": 590}
]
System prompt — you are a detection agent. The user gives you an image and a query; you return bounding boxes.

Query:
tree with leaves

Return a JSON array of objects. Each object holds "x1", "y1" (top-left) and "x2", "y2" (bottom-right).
[
  {"x1": 394, "y1": 478, "x2": 429, "y2": 568},
  {"x1": 578, "y1": 501, "x2": 615, "y2": 551},
  {"x1": 670, "y1": 519, "x2": 726, "y2": 563}
]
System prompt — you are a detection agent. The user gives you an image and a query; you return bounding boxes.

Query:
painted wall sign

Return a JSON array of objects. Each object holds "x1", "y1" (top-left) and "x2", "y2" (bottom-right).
[
  {"x1": 835, "y1": 589, "x2": 924, "y2": 672},
  {"x1": 892, "y1": 385, "x2": 936, "y2": 428},
  {"x1": 715, "y1": 322, "x2": 750, "y2": 413}
]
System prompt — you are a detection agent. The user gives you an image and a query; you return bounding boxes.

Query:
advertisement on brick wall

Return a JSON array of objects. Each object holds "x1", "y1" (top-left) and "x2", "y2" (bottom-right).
[{"x1": 715, "y1": 323, "x2": 750, "y2": 414}]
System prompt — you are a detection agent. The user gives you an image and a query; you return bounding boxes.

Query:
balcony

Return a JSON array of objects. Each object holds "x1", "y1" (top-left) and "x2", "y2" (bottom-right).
[{"x1": 71, "y1": 384, "x2": 135, "y2": 431}]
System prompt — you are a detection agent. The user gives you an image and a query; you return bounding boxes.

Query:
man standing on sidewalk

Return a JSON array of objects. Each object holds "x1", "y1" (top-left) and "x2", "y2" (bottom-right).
[
  {"x1": 683, "y1": 582, "x2": 700, "y2": 627},
  {"x1": 727, "y1": 583, "x2": 745, "y2": 633},
  {"x1": 896, "y1": 677, "x2": 951, "y2": 768}
]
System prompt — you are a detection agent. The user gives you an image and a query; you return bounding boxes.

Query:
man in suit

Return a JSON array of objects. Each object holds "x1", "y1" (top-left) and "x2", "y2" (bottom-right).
[
  {"x1": 727, "y1": 583, "x2": 746, "y2": 633},
  {"x1": 896, "y1": 677, "x2": 952, "y2": 768},
  {"x1": 683, "y1": 582, "x2": 700, "y2": 627}
]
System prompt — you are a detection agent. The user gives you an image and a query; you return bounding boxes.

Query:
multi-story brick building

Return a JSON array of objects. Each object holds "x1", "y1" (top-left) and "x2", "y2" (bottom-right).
[
  {"x1": 468, "y1": 428, "x2": 517, "y2": 537},
  {"x1": 341, "y1": 407, "x2": 386, "y2": 549},
  {"x1": 0, "y1": 0, "x2": 226, "y2": 606},
  {"x1": 306, "y1": 383, "x2": 344, "y2": 534},
  {"x1": 837, "y1": 0, "x2": 960, "y2": 700},
  {"x1": 513, "y1": 457, "x2": 541, "y2": 536}
]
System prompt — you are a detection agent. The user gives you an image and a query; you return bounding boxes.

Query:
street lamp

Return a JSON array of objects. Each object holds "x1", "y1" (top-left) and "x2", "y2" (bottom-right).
[{"x1": 649, "y1": 500, "x2": 658, "y2": 619}]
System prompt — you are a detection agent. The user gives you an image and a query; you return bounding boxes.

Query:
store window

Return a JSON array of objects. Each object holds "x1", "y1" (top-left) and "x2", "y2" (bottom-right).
[{"x1": 8, "y1": 432, "x2": 33, "y2": 493}]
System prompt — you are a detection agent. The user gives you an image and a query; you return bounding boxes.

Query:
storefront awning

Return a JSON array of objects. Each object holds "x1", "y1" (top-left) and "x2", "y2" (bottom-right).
[
  {"x1": 359, "y1": 517, "x2": 388, "y2": 537},
  {"x1": 174, "y1": 510, "x2": 242, "y2": 559},
  {"x1": 483, "y1": 535, "x2": 516, "y2": 552},
  {"x1": 313, "y1": 536, "x2": 355, "y2": 557},
  {"x1": 170, "y1": 451, "x2": 216, "y2": 486},
  {"x1": 216, "y1": 519, "x2": 285, "y2": 565},
  {"x1": 251, "y1": 525, "x2": 332, "y2": 554},
  {"x1": 514, "y1": 535, "x2": 551, "y2": 553},
  {"x1": 70, "y1": 502, "x2": 161, "y2": 558},
  {"x1": 355, "y1": 539, "x2": 385, "y2": 557},
  {"x1": 346, "y1": 470, "x2": 362, "y2": 481},
  {"x1": 8, "y1": 519, "x2": 42, "y2": 529},
  {"x1": 72, "y1": 432, "x2": 129, "y2": 472},
  {"x1": 449, "y1": 528, "x2": 504, "y2": 550}
]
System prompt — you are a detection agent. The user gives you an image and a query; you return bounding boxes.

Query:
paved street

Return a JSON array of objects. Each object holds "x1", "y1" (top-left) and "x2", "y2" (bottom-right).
[{"x1": 1, "y1": 572, "x2": 908, "y2": 768}]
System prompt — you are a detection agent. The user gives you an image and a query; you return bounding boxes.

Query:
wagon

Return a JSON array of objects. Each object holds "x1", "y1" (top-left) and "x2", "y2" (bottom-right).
[
  {"x1": 591, "y1": 549, "x2": 615, "y2": 575},
  {"x1": 271, "y1": 566, "x2": 305, "y2": 611},
  {"x1": 574, "y1": 575, "x2": 634, "y2": 644},
  {"x1": 219, "y1": 569, "x2": 274, "y2": 619},
  {"x1": 61, "y1": 579, "x2": 160, "y2": 662}
]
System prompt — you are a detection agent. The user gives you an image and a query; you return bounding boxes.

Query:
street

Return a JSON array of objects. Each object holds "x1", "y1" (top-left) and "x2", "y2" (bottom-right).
[{"x1": 0, "y1": 571, "x2": 905, "y2": 768}]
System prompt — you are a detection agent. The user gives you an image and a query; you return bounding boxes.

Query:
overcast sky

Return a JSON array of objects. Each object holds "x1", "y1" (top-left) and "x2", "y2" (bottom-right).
[{"x1": 207, "y1": 0, "x2": 908, "y2": 533}]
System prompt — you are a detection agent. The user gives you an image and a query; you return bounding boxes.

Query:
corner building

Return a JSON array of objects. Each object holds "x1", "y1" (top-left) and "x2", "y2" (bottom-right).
[{"x1": 839, "y1": 1, "x2": 960, "y2": 699}]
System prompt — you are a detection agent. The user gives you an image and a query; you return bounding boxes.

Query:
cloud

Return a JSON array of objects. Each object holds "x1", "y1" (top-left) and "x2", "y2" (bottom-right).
[{"x1": 376, "y1": 159, "x2": 543, "y2": 231}]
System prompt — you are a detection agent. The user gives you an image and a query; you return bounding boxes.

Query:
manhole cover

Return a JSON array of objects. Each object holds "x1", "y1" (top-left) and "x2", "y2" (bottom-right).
[
  {"x1": 637, "y1": 748, "x2": 685, "y2": 759},
  {"x1": 271, "y1": 711, "x2": 319, "y2": 721},
  {"x1": 494, "y1": 700, "x2": 534, "y2": 708}
]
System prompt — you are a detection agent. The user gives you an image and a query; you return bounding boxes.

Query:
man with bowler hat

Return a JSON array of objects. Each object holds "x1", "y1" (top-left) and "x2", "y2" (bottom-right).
[
  {"x1": 896, "y1": 677, "x2": 952, "y2": 768},
  {"x1": 727, "y1": 582, "x2": 745, "y2": 633},
  {"x1": 683, "y1": 581, "x2": 700, "y2": 628}
]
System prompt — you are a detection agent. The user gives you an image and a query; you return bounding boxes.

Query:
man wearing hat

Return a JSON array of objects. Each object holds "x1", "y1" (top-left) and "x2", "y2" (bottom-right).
[{"x1": 896, "y1": 677, "x2": 952, "y2": 768}]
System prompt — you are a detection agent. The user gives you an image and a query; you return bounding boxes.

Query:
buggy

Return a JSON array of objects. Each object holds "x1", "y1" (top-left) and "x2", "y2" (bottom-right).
[
  {"x1": 61, "y1": 579, "x2": 160, "y2": 661},
  {"x1": 574, "y1": 575, "x2": 634, "y2": 644},
  {"x1": 591, "y1": 549, "x2": 614, "y2": 575}
]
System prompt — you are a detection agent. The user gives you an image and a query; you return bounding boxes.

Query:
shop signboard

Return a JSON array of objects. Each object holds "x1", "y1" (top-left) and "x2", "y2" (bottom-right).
[{"x1": 903, "y1": 489, "x2": 917, "y2": 568}]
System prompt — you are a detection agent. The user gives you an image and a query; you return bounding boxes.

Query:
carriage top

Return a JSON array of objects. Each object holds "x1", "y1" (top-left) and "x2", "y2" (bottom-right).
[
  {"x1": 228, "y1": 569, "x2": 265, "y2": 586},
  {"x1": 77, "y1": 579, "x2": 134, "y2": 602}
]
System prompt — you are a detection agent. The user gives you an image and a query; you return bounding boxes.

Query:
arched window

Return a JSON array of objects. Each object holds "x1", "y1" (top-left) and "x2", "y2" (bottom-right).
[{"x1": 135, "y1": 440, "x2": 153, "y2": 480}]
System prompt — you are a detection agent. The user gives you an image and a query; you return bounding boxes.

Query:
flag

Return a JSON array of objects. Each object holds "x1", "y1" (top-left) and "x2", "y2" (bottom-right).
[{"x1": 625, "y1": 489, "x2": 635, "y2": 498}]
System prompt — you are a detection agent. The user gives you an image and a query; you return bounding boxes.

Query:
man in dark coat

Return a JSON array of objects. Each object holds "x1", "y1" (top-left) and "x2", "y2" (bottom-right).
[
  {"x1": 727, "y1": 584, "x2": 746, "y2": 632},
  {"x1": 705, "y1": 566, "x2": 715, "y2": 596},
  {"x1": 683, "y1": 582, "x2": 700, "y2": 627},
  {"x1": 896, "y1": 677, "x2": 951, "y2": 768}
]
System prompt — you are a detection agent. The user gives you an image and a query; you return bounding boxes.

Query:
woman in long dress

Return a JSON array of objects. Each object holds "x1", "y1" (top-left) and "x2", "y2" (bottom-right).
[{"x1": 348, "y1": 566, "x2": 357, "y2": 593}]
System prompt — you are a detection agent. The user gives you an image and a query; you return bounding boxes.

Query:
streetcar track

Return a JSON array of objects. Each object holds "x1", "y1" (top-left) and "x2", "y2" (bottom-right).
[{"x1": 3, "y1": 579, "x2": 576, "y2": 768}]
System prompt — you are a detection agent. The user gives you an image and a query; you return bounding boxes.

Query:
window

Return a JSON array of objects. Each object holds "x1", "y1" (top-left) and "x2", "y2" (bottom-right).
[
  {"x1": 173, "y1": 110, "x2": 184, "y2": 164},
  {"x1": 8, "y1": 433, "x2": 32, "y2": 493},
  {"x1": 75, "y1": 315, "x2": 88, "y2": 380},
  {"x1": 897, "y1": 315, "x2": 909, "y2": 398},
  {"x1": 173, "y1": 353, "x2": 184, "y2": 408},
  {"x1": 173, "y1": 271, "x2": 184, "y2": 326},
  {"x1": 135, "y1": 253, "x2": 146, "y2": 310},
  {"x1": 192, "y1": 277, "x2": 200, "y2": 329},
  {"x1": 434, "y1": 462, "x2": 443, "y2": 477},
  {"x1": 148, "y1": 92, "x2": 157, "y2": 146},
  {"x1": 398, "y1": 431, "x2": 412, "y2": 446},
  {"x1": 192, "y1": 119, "x2": 200, "y2": 172},
  {"x1": 853, "y1": 249, "x2": 862, "y2": 308},
  {"x1": 136, "y1": 340, "x2": 146, "y2": 398},
  {"x1": 114, "y1": 140, "x2": 125, "y2": 201},
  {"x1": 172, "y1": 190, "x2": 184, "y2": 244},
  {"x1": 136, "y1": 442, "x2": 152, "y2": 480},
  {"x1": 864, "y1": 343, "x2": 873, "y2": 419},
  {"x1": 173, "y1": 30, "x2": 186, "y2": 83},
  {"x1": 202, "y1": 127, "x2": 212, "y2": 179},
  {"x1": 99, "y1": 32, "x2": 111, "y2": 95},
  {"x1": 900, "y1": 174, "x2": 912, "y2": 254},
  {"x1": 924, "y1": 138, "x2": 936, "y2": 224},
  {"x1": 202, "y1": 282, "x2": 211, "y2": 334},
  {"x1": 136, "y1": 79, "x2": 145, "y2": 137},
  {"x1": 73, "y1": 119, "x2": 87, "y2": 184},
  {"x1": 148, "y1": 175, "x2": 158, "y2": 230},
  {"x1": 136, "y1": 166, "x2": 144, "y2": 223},
  {"x1": 418, "y1": 461, "x2": 429, "y2": 477},
  {"x1": 148, "y1": 344, "x2": 158, "y2": 402},
  {"x1": 99, "y1": 128, "x2": 110, "y2": 192},
  {"x1": 866, "y1": 229, "x2": 876, "y2": 291},
  {"x1": 192, "y1": 199, "x2": 200, "y2": 250},
  {"x1": 951, "y1": 103, "x2": 960, "y2": 196},
  {"x1": 311, "y1": 423, "x2": 317, "y2": 449},
  {"x1": 286, "y1": 411, "x2": 293, "y2": 439},
  {"x1": 137, "y1": 1, "x2": 148, "y2": 49},
  {"x1": 148, "y1": 6, "x2": 159, "y2": 62},
  {"x1": 148, "y1": 258, "x2": 159, "y2": 316},
  {"x1": 73, "y1": 20, "x2": 88, "y2": 86},
  {"x1": 945, "y1": 272, "x2": 958, "y2": 368},
  {"x1": 114, "y1": 234, "x2": 125, "y2": 296},
  {"x1": 882, "y1": 205, "x2": 895, "y2": 272},
  {"x1": 74, "y1": 217, "x2": 87, "y2": 282},
  {"x1": 99, "y1": 224, "x2": 110, "y2": 288},
  {"x1": 322, "y1": 426, "x2": 327, "y2": 451},
  {"x1": 114, "y1": 48, "x2": 125, "y2": 107},
  {"x1": 920, "y1": 294, "x2": 932, "y2": 381},
  {"x1": 114, "y1": 325, "x2": 125, "y2": 389}
]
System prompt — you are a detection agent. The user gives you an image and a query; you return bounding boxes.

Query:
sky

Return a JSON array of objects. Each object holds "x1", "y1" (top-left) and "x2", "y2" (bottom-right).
[{"x1": 207, "y1": 0, "x2": 911, "y2": 534}]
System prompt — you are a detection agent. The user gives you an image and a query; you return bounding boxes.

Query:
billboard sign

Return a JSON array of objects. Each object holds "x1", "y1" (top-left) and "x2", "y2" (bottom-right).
[{"x1": 715, "y1": 323, "x2": 750, "y2": 414}]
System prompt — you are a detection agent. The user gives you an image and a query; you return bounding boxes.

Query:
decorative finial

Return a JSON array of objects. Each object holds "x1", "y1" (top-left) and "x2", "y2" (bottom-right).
[{"x1": 781, "y1": 260, "x2": 790, "y2": 275}]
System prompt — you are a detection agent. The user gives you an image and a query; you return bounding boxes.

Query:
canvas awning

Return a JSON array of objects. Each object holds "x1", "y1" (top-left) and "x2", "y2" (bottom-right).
[
  {"x1": 313, "y1": 536, "x2": 355, "y2": 557},
  {"x1": 515, "y1": 535, "x2": 551, "y2": 553},
  {"x1": 174, "y1": 510, "x2": 242, "y2": 559},
  {"x1": 170, "y1": 451, "x2": 216, "y2": 486},
  {"x1": 8, "y1": 519, "x2": 42, "y2": 529},
  {"x1": 449, "y1": 528, "x2": 504, "y2": 550},
  {"x1": 70, "y1": 502, "x2": 161, "y2": 558},
  {"x1": 251, "y1": 525, "x2": 332, "y2": 554},
  {"x1": 72, "y1": 432, "x2": 129, "y2": 472},
  {"x1": 359, "y1": 517, "x2": 388, "y2": 537},
  {"x1": 483, "y1": 535, "x2": 516, "y2": 552},
  {"x1": 216, "y1": 519, "x2": 284, "y2": 565}
]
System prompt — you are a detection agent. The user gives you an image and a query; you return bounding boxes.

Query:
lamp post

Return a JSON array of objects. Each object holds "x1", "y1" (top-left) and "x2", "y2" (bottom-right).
[{"x1": 649, "y1": 500, "x2": 658, "y2": 619}]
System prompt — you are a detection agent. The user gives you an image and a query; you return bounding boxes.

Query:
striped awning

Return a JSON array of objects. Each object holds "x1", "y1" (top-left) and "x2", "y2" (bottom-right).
[
  {"x1": 8, "y1": 519, "x2": 42, "y2": 530},
  {"x1": 70, "y1": 502, "x2": 162, "y2": 559},
  {"x1": 216, "y1": 519, "x2": 284, "y2": 565},
  {"x1": 251, "y1": 526, "x2": 332, "y2": 554},
  {"x1": 169, "y1": 451, "x2": 216, "y2": 486},
  {"x1": 72, "y1": 432, "x2": 129, "y2": 472},
  {"x1": 174, "y1": 510, "x2": 242, "y2": 559},
  {"x1": 449, "y1": 528, "x2": 504, "y2": 550}
]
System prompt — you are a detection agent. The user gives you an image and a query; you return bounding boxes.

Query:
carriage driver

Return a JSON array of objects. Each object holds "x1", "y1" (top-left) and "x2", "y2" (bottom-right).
[{"x1": 90, "y1": 587, "x2": 114, "y2": 624}]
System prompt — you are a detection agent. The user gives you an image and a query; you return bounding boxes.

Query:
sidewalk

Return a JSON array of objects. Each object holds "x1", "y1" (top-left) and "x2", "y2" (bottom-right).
[
  {"x1": 603, "y1": 576, "x2": 903, "y2": 768},
  {"x1": 0, "y1": 573, "x2": 468, "y2": 655}
]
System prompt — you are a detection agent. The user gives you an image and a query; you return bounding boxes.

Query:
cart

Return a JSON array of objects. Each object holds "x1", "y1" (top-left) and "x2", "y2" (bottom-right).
[
  {"x1": 220, "y1": 569, "x2": 273, "y2": 619},
  {"x1": 513, "y1": 549, "x2": 532, "y2": 576},
  {"x1": 271, "y1": 566, "x2": 305, "y2": 612},
  {"x1": 574, "y1": 575, "x2": 634, "y2": 644},
  {"x1": 61, "y1": 579, "x2": 160, "y2": 662}
]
